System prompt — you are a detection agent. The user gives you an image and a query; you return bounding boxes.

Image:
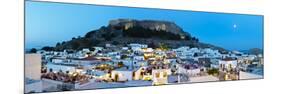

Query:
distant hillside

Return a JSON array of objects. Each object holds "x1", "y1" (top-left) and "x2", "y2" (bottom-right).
[
  {"x1": 48, "y1": 19, "x2": 227, "y2": 52},
  {"x1": 240, "y1": 48, "x2": 263, "y2": 55}
]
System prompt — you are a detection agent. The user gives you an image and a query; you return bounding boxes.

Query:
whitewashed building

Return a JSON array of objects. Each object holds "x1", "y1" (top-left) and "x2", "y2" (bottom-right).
[
  {"x1": 152, "y1": 69, "x2": 171, "y2": 85},
  {"x1": 111, "y1": 68, "x2": 134, "y2": 82},
  {"x1": 219, "y1": 59, "x2": 238, "y2": 71}
]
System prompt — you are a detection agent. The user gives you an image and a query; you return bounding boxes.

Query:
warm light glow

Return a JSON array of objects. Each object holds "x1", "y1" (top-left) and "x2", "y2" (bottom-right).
[{"x1": 84, "y1": 54, "x2": 89, "y2": 57}]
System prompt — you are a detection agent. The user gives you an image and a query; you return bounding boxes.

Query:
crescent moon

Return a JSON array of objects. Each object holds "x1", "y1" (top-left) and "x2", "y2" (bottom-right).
[{"x1": 233, "y1": 24, "x2": 237, "y2": 28}]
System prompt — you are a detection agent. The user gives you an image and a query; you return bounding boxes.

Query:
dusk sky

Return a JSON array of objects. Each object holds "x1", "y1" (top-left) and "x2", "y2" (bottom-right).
[{"x1": 25, "y1": 1, "x2": 263, "y2": 50}]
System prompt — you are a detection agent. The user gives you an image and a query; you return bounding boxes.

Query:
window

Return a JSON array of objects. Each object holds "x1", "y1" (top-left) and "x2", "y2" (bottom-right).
[
  {"x1": 163, "y1": 72, "x2": 167, "y2": 77},
  {"x1": 156, "y1": 73, "x2": 160, "y2": 78}
]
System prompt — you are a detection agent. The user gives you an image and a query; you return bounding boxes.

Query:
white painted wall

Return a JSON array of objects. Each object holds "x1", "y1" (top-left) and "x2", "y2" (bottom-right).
[
  {"x1": 25, "y1": 54, "x2": 41, "y2": 80},
  {"x1": 111, "y1": 71, "x2": 133, "y2": 81}
]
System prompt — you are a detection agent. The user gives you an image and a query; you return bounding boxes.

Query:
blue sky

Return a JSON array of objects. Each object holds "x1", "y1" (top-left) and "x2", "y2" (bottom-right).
[{"x1": 25, "y1": 1, "x2": 263, "y2": 50}]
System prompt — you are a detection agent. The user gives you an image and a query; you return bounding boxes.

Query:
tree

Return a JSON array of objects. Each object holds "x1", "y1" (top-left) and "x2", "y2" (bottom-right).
[
  {"x1": 185, "y1": 35, "x2": 191, "y2": 40},
  {"x1": 159, "y1": 43, "x2": 169, "y2": 50},
  {"x1": 112, "y1": 41, "x2": 119, "y2": 45},
  {"x1": 249, "y1": 48, "x2": 262, "y2": 55},
  {"x1": 193, "y1": 53, "x2": 198, "y2": 57},
  {"x1": 191, "y1": 37, "x2": 199, "y2": 42},
  {"x1": 61, "y1": 41, "x2": 66, "y2": 45},
  {"x1": 30, "y1": 48, "x2": 37, "y2": 53},
  {"x1": 102, "y1": 34, "x2": 113, "y2": 41},
  {"x1": 89, "y1": 47, "x2": 96, "y2": 51},
  {"x1": 121, "y1": 55, "x2": 128, "y2": 59},
  {"x1": 207, "y1": 68, "x2": 219, "y2": 75},
  {"x1": 117, "y1": 62, "x2": 124, "y2": 67},
  {"x1": 56, "y1": 42, "x2": 61, "y2": 47},
  {"x1": 41, "y1": 46, "x2": 54, "y2": 51},
  {"x1": 195, "y1": 38, "x2": 199, "y2": 42},
  {"x1": 148, "y1": 42, "x2": 156, "y2": 48},
  {"x1": 78, "y1": 36, "x2": 81, "y2": 39},
  {"x1": 192, "y1": 37, "x2": 196, "y2": 41},
  {"x1": 85, "y1": 30, "x2": 97, "y2": 38},
  {"x1": 71, "y1": 41, "x2": 80, "y2": 50}
]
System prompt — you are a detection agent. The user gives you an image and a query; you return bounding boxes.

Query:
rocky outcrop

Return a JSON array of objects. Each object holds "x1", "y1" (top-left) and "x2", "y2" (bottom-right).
[
  {"x1": 51, "y1": 19, "x2": 226, "y2": 53},
  {"x1": 108, "y1": 19, "x2": 190, "y2": 38}
]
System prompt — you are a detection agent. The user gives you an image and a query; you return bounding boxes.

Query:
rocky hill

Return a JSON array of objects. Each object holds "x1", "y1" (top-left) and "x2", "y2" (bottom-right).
[{"x1": 51, "y1": 19, "x2": 227, "y2": 52}]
